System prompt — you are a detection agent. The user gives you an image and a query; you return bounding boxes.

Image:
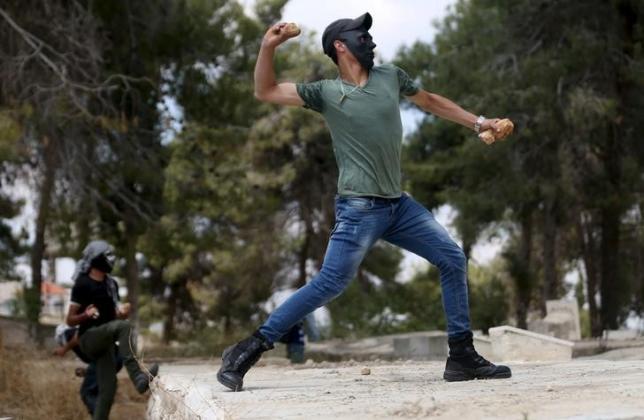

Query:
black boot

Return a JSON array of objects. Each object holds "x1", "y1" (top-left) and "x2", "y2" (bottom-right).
[
  {"x1": 443, "y1": 331, "x2": 511, "y2": 382},
  {"x1": 134, "y1": 363, "x2": 159, "y2": 393},
  {"x1": 217, "y1": 331, "x2": 274, "y2": 391}
]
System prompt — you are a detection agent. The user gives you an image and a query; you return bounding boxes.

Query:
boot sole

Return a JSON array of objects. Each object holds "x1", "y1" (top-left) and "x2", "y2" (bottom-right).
[
  {"x1": 443, "y1": 369, "x2": 512, "y2": 382},
  {"x1": 217, "y1": 347, "x2": 243, "y2": 391},
  {"x1": 217, "y1": 371, "x2": 243, "y2": 391}
]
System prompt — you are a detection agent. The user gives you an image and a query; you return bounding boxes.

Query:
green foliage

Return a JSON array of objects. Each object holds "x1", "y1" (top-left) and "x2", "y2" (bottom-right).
[
  {"x1": 468, "y1": 262, "x2": 510, "y2": 333},
  {"x1": 397, "y1": 0, "x2": 644, "y2": 333},
  {"x1": 4, "y1": 0, "x2": 642, "y2": 343}
]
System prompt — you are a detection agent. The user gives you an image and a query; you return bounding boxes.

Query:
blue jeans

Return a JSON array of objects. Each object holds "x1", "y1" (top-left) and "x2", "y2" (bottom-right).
[{"x1": 259, "y1": 193, "x2": 471, "y2": 343}]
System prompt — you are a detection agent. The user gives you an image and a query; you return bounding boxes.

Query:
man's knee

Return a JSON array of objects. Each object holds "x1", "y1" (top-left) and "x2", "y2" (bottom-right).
[
  {"x1": 314, "y1": 268, "x2": 352, "y2": 298},
  {"x1": 112, "y1": 319, "x2": 131, "y2": 331},
  {"x1": 437, "y1": 244, "x2": 467, "y2": 274},
  {"x1": 451, "y1": 248, "x2": 467, "y2": 270}
]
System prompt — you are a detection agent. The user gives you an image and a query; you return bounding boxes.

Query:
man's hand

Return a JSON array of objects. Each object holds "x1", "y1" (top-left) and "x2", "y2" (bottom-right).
[
  {"x1": 85, "y1": 304, "x2": 99, "y2": 319},
  {"x1": 262, "y1": 22, "x2": 300, "y2": 49},
  {"x1": 52, "y1": 346, "x2": 67, "y2": 357},
  {"x1": 479, "y1": 118, "x2": 514, "y2": 144},
  {"x1": 118, "y1": 302, "x2": 131, "y2": 319}
]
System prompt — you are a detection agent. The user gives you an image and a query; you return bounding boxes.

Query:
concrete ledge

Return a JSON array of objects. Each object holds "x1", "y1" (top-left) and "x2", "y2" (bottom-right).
[
  {"x1": 147, "y1": 366, "x2": 225, "y2": 419},
  {"x1": 147, "y1": 360, "x2": 644, "y2": 419},
  {"x1": 489, "y1": 325, "x2": 574, "y2": 362}
]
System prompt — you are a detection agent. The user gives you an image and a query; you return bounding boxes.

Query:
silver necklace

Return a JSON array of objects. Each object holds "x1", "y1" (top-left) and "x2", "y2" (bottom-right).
[{"x1": 338, "y1": 79, "x2": 361, "y2": 104}]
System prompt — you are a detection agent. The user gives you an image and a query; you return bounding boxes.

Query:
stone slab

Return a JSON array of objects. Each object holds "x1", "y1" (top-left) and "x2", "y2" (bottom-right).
[
  {"x1": 545, "y1": 299, "x2": 581, "y2": 341},
  {"x1": 603, "y1": 329, "x2": 641, "y2": 340},
  {"x1": 393, "y1": 331, "x2": 447, "y2": 360},
  {"x1": 147, "y1": 359, "x2": 644, "y2": 419},
  {"x1": 528, "y1": 300, "x2": 581, "y2": 341},
  {"x1": 489, "y1": 325, "x2": 574, "y2": 362},
  {"x1": 307, "y1": 330, "x2": 448, "y2": 361}
]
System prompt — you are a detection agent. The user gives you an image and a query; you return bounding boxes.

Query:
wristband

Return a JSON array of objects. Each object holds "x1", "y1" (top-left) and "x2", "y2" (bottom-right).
[{"x1": 474, "y1": 115, "x2": 485, "y2": 133}]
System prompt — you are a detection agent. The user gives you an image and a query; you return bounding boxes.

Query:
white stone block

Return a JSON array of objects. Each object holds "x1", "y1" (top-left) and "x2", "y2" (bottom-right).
[
  {"x1": 603, "y1": 329, "x2": 640, "y2": 340},
  {"x1": 489, "y1": 325, "x2": 574, "y2": 362},
  {"x1": 545, "y1": 299, "x2": 581, "y2": 341},
  {"x1": 393, "y1": 332, "x2": 447, "y2": 360}
]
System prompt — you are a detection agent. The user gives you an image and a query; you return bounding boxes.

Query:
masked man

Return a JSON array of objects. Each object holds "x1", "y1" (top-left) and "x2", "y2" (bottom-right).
[
  {"x1": 66, "y1": 240, "x2": 158, "y2": 420},
  {"x1": 217, "y1": 12, "x2": 513, "y2": 391}
]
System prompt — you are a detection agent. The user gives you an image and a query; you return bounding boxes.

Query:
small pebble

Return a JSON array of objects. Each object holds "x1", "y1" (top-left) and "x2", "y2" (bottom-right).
[{"x1": 361, "y1": 367, "x2": 371, "y2": 375}]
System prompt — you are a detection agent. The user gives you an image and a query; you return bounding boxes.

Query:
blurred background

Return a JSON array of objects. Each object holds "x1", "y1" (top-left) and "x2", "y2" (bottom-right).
[{"x1": 1, "y1": 0, "x2": 643, "y2": 416}]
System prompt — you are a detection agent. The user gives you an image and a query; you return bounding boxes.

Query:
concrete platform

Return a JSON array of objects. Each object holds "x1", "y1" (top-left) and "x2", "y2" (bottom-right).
[
  {"x1": 147, "y1": 358, "x2": 644, "y2": 419},
  {"x1": 489, "y1": 325, "x2": 574, "y2": 362}
]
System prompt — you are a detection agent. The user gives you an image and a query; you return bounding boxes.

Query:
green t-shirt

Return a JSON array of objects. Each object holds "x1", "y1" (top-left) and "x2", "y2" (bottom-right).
[{"x1": 296, "y1": 64, "x2": 420, "y2": 198}]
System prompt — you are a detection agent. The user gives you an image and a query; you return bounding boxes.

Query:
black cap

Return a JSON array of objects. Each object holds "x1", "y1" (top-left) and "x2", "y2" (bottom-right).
[{"x1": 322, "y1": 12, "x2": 372, "y2": 59}]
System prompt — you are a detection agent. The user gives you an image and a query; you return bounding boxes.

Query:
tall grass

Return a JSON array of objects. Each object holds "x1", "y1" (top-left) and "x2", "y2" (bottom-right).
[{"x1": 0, "y1": 343, "x2": 147, "y2": 419}]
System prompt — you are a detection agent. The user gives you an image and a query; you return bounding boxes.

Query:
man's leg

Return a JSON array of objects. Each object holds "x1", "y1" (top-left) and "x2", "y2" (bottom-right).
[
  {"x1": 383, "y1": 194, "x2": 471, "y2": 338},
  {"x1": 81, "y1": 321, "x2": 159, "y2": 393},
  {"x1": 80, "y1": 362, "x2": 98, "y2": 415},
  {"x1": 383, "y1": 194, "x2": 511, "y2": 381},
  {"x1": 279, "y1": 323, "x2": 305, "y2": 363},
  {"x1": 218, "y1": 196, "x2": 388, "y2": 390},
  {"x1": 91, "y1": 346, "x2": 117, "y2": 420}
]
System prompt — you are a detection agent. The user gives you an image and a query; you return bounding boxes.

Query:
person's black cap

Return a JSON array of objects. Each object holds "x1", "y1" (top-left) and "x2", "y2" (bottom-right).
[{"x1": 322, "y1": 12, "x2": 372, "y2": 59}]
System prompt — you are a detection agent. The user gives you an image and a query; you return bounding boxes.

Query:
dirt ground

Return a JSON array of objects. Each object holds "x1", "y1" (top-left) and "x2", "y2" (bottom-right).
[
  {"x1": 148, "y1": 354, "x2": 644, "y2": 420},
  {"x1": 0, "y1": 346, "x2": 148, "y2": 420}
]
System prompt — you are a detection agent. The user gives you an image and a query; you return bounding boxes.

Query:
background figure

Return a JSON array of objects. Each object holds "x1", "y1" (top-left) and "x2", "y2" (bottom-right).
[
  {"x1": 66, "y1": 240, "x2": 158, "y2": 420},
  {"x1": 278, "y1": 322, "x2": 305, "y2": 363}
]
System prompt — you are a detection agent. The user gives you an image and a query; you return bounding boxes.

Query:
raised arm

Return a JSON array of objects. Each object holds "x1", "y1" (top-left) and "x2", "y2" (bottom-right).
[
  {"x1": 407, "y1": 89, "x2": 505, "y2": 142},
  {"x1": 254, "y1": 22, "x2": 304, "y2": 106}
]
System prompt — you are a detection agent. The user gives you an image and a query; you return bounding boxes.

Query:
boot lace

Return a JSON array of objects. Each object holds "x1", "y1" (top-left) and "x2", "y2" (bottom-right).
[{"x1": 468, "y1": 348, "x2": 492, "y2": 367}]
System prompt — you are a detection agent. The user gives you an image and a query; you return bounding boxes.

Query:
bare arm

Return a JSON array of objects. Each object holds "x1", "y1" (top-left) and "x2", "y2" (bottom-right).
[
  {"x1": 53, "y1": 330, "x2": 79, "y2": 357},
  {"x1": 66, "y1": 303, "x2": 97, "y2": 326},
  {"x1": 407, "y1": 89, "x2": 501, "y2": 136},
  {"x1": 254, "y1": 22, "x2": 304, "y2": 106}
]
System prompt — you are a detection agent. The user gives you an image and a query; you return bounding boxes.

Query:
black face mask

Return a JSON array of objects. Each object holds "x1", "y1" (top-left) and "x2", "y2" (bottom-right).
[
  {"x1": 90, "y1": 251, "x2": 116, "y2": 274},
  {"x1": 339, "y1": 30, "x2": 376, "y2": 70}
]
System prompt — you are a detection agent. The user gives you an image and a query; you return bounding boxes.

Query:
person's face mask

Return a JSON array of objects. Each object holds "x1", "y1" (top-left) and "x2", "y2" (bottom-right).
[
  {"x1": 91, "y1": 251, "x2": 116, "y2": 274},
  {"x1": 339, "y1": 30, "x2": 376, "y2": 69}
]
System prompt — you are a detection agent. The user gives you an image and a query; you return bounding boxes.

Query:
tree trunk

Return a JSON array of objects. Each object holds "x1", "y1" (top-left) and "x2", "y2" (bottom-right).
[
  {"x1": 600, "y1": 203, "x2": 621, "y2": 330},
  {"x1": 577, "y1": 213, "x2": 602, "y2": 336},
  {"x1": 596, "y1": 0, "x2": 636, "y2": 332},
  {"x1": 27, "y1": 135, "x2": 58, "y2": 344},
  {"x1": 163, "y1": 281, "x2": 178, "y2": 344},
  {"x1": 542, "y1": 202, "x2": 559, "y2": 316},
  {"x1": 515, "y1": 212, "x2": 533, "y2": 330},
  {"x1": 124, "y1": 228, "x2": 140, "y2": 329}
]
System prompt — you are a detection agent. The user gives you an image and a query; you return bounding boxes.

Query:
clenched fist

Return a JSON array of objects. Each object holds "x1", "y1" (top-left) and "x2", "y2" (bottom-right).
[
  {"x1": 479, "y1": 118, "x2": 514, "y2": 144},
  {"x1": 262, "y1": 22, "x2": 301, "y2": 48}
]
